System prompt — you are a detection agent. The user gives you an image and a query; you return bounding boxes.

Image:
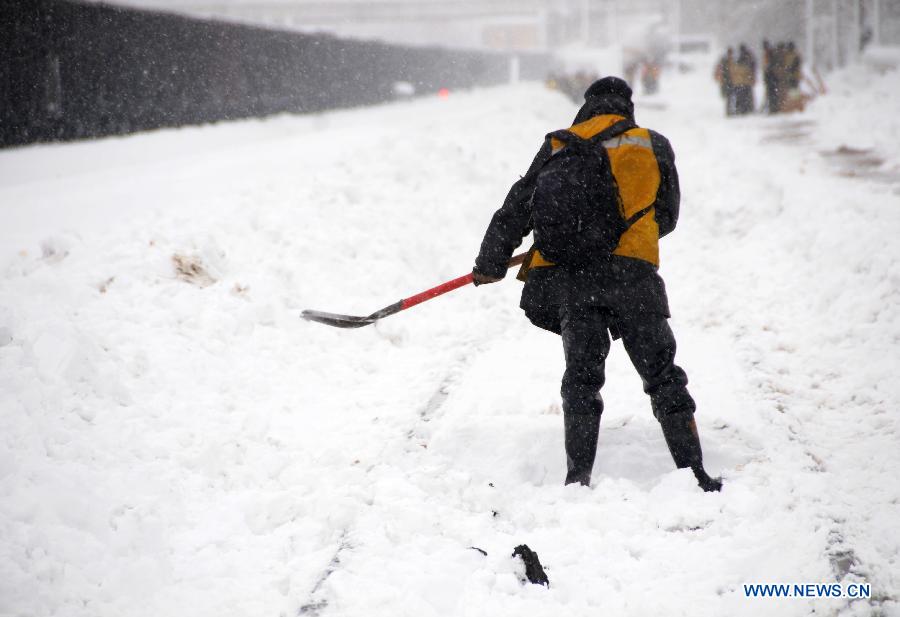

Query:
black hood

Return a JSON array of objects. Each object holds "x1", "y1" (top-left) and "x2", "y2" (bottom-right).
[{"x1": 573, "y1": 94, "x2": 635, "y2": 125}]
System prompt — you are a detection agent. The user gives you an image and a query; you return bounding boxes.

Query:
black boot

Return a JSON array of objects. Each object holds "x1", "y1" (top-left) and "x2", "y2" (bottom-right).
[
  {"x1": 659, "y1": 412, "x2": 722, "y2": 492},
  {"x1": 564, "y1": 414, "x2": 601, "y2": 486}
]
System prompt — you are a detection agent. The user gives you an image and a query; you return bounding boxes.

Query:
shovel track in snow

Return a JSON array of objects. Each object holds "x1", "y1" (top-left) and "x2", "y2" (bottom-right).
[
  {"x1": 297, "y1": 345, "x2": 484, "y2": 615},
  {"x1": 298, "y1": 531, "x2": 351, "y2": 616},
  {"x1": 406, "y1": 342, "x2": 484, "y2": 446}
]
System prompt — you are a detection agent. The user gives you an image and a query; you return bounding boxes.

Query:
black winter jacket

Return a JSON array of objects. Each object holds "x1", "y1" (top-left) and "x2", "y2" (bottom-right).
[{"x1": 473, "y1": 97, "x2": 681, "y2": 335}]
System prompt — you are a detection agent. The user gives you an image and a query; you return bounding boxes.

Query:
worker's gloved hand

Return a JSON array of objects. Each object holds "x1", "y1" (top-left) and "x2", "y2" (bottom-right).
[{"x1": 472, "y1": 270, "x2": 502, "y2": 286}]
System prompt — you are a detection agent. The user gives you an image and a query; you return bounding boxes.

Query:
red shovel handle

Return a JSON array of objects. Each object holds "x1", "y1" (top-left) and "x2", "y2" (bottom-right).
[
  {"x1": 400, "y1": 252, "x2": 528, "y2": 310},
  {"x1": 401, "y1": 272, "x2": 475, "y2": 310}
]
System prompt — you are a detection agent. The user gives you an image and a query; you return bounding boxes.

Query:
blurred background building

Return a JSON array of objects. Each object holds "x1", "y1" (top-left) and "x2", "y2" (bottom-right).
[{"x1": 83, "y1": 0, "x2": 900, "y2": 68}]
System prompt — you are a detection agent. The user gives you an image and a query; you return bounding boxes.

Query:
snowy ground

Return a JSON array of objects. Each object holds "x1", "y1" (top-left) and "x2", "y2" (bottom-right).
[{"x1": 1, "y1": 59, "x2": 899, "y2": 617}]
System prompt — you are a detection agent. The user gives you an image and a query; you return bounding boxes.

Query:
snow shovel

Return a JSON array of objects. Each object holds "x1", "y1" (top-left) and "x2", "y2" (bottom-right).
[{"x1": 302, "y1": 252, "x2": 528, "y2": 329}]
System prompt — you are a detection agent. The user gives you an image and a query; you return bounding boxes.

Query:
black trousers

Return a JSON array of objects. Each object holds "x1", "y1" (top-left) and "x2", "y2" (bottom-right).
[
  {"x1": 765, "y1": 77, "x2": 779, "y2": 113},
  {"x1": 560, "y1": 305, "x2": 695, "y2": 420},
  {"x1": 733, "y1": 86, "x2": 755, "y2": 114}
]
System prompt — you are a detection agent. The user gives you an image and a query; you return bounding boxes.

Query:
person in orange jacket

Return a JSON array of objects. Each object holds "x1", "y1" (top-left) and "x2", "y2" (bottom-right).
[
  {"x1": 471, "y1": 77, "x2": 722, "y2": 492},
  {"x1": 730, "y1": 44, "x2": 757, "y2": 114}
]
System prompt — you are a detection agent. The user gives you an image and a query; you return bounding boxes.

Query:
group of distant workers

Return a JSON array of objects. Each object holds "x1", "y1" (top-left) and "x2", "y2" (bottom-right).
[
  {"x1": 624, "y1": 56, "x2": 662, "y2": 95},
  {"x1": 547, "y1": 39, "x2": 815, "y2": 117},
  {"x1": 546, "y1": 71, "x2": 600, "y2": 104},
  {"x1": 715, "y1": 40, "x2": 810, "y2": 116},
  {"x1": 548, "y1": 57, "x2": 661, "y2": 104}
]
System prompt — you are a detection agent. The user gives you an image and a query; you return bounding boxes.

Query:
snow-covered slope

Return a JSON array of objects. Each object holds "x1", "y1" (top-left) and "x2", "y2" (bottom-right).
[{"x1": 1, "y1": 61, "x2": 898, "y2": 617}]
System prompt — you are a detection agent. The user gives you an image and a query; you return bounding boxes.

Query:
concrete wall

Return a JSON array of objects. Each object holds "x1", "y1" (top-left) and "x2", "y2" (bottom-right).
[{"x1": 0, "y1": 0, "x2": 550, "y2": 148}]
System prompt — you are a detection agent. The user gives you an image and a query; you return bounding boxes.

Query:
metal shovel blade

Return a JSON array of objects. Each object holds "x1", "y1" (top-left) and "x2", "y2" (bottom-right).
[{"x1": 301, "y1": 309, "x2": 376, "y2": 329}]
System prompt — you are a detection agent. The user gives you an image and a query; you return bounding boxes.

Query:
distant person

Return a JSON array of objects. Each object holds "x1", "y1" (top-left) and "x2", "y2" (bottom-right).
[
  {"x1": 762, "y1": 40, "x2": 779, "y2": 113},
  {"x1": 552, "y1": 71, "x2": 600, "y2": 104},
  {"x1": 730, "y1": 45, "x2": 756, "y2": 115},
  {"x1": 624, "y1": 59, "x2": 640, "y2": 88},
  {"x1": 770, "y1": 43, "x2": 785, "y2": 112},
  {"x1": 781, "y1": 42, "x2": 803, "y2": 111},
  {"x1": 573, "y1": 71, "x2": 598, "y2": 101},
  {"x1": 784, "y1": 42, "x2": 801, "y2": 88},
  {"x1": 546, "y1": 72, "x2": 563, "y2": 95},
  {"x1": 715, "y1": 48, "x2": 734, "y2": 115},
  {"x1": 641, "y1": 59, "x2": 661, "y2": 95},
  {"x1": 861, "y1": 27, "x2": 873, "y2": 52},
  {"x1": 471, "y1": 77, "x2": 722, "y2": 492}
]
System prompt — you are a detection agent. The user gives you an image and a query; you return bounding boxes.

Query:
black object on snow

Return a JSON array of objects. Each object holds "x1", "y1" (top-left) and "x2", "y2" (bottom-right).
[
  {"x1": 469, "y1": 546, "x2": 488, "y2": 557},
  {"x1": 512, "y1": 544, "x2": 550, "y2": 587}
]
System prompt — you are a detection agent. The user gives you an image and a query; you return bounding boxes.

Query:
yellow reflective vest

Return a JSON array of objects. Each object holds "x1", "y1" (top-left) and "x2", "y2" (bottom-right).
[{"x1": 529, "y1": 113, "x2": 663, "y2": 270}]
